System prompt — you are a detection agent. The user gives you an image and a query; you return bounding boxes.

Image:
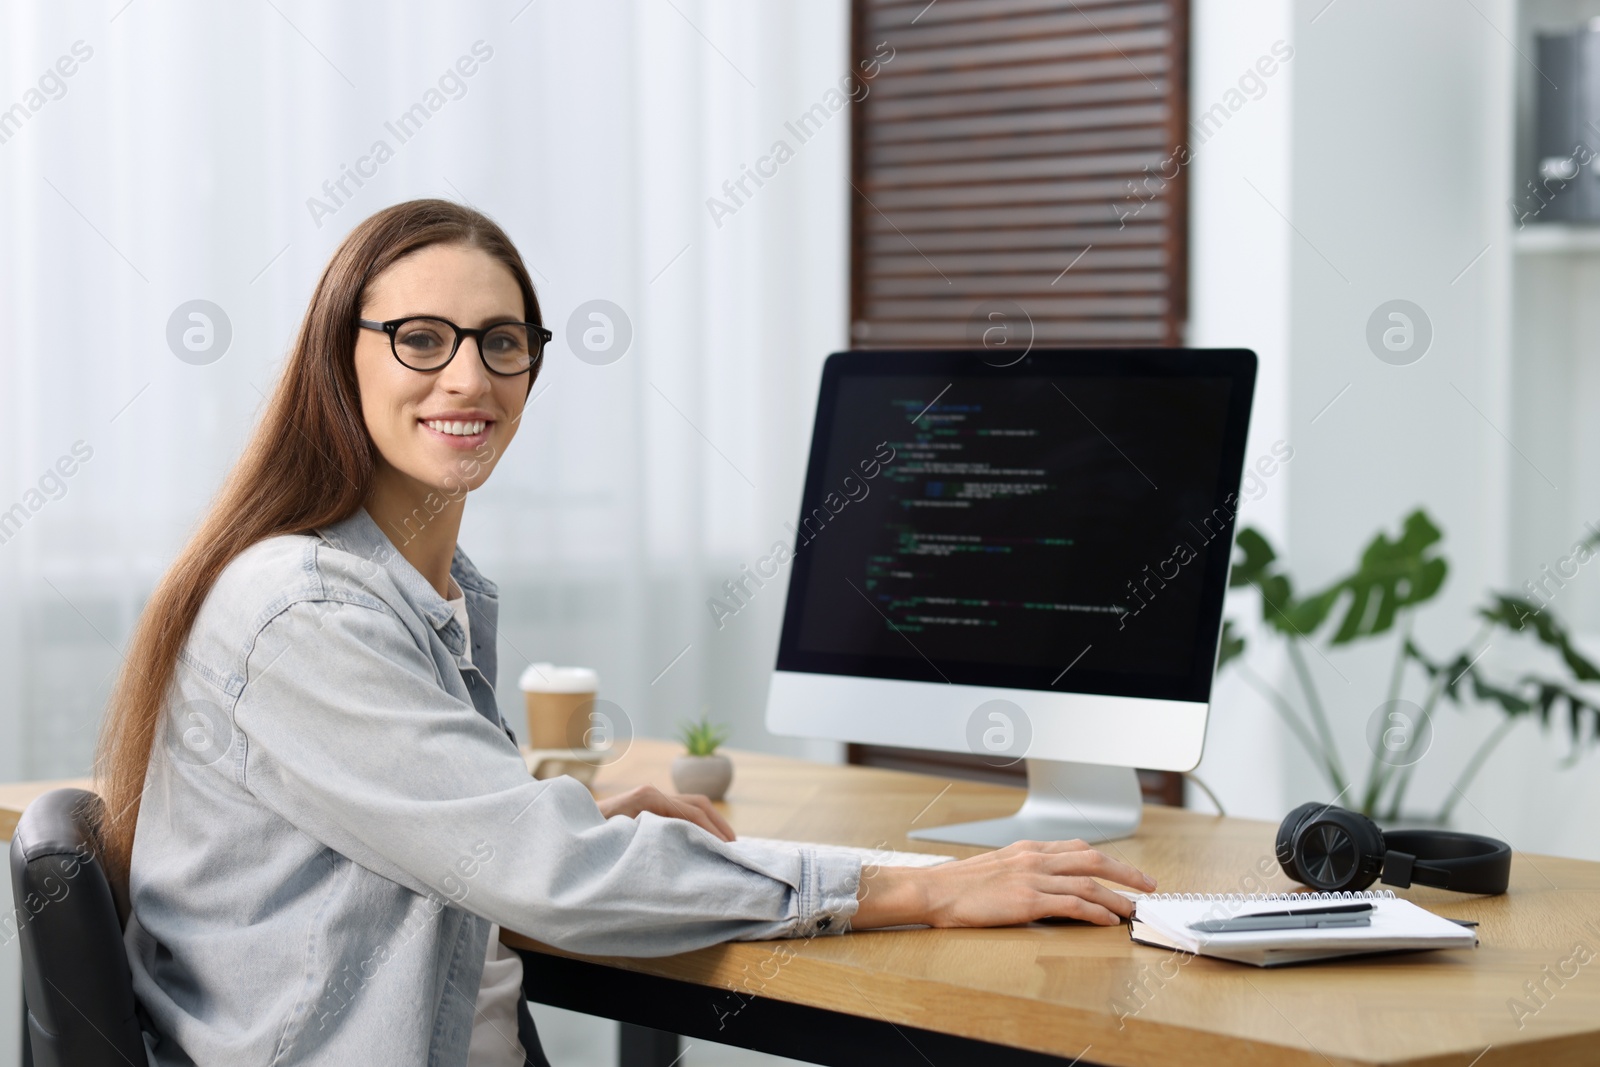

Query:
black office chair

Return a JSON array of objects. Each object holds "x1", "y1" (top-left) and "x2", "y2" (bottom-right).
[{"x1": 8, "y1": 788, "x2": 148, "y2": 1067}]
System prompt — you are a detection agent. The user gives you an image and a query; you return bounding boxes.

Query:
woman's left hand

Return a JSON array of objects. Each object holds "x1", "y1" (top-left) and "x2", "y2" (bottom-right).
[{"x1": 595, "y1": 784, "x2": 736, "y2": 842}]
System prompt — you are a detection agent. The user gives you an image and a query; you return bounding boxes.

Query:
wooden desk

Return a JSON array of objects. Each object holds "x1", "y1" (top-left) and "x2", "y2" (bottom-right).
[
  {"x1": 5, "y1": 750, "x2": 1597, "y2": 1066},
  {"x1": 503, "y1": 740, "x2": 1600, "y2": 1067}
]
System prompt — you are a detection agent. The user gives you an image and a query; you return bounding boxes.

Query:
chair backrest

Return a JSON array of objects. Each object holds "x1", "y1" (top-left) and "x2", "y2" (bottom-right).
[{"x1": 8, "y1": 788, "x2": 148, "y2": 1067}]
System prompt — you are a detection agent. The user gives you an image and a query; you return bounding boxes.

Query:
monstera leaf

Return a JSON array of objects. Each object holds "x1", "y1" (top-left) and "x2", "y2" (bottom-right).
[
  {"x1": 1407, "y1": 637, "x2": 1600, "y2": 764},
  {"x1": 1479, "y1": 594, "x2": 1600, "y2": 682},
  {"x1": 1229, "y1": 511, "x2": 1448, "y2": 646},
  {"x1": 1229, "y1": 528, "x2": 1277, "y2": 589},
  {"x1": 1217, "y1": 618, "x2": 1246, "y2": 669},
  {"x1": 1530, "y1": 683, "x2": 1600, "y2": 763},
  {"x1": 1229, "y1": 528, "x2": 1345, "y2": 637},
  {"x1": 1325, "y1": 510, "x2": 1448, "y2": 645},
  {"x1": 1405, "y1": 640, "x2": 1532, "y2": 717}
]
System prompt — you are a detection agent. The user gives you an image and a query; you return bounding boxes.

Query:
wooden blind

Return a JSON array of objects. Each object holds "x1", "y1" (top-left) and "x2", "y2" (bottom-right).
[
  {"x1": 849, "y1": 0, "x2": 1189, "y2": 349},
  {"x1": 846, "y1": 0, "x2": 1190, "y2": 807}
]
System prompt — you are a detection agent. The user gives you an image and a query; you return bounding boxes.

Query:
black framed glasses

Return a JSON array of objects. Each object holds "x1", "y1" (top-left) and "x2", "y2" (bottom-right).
[{"x1": 357, "y1": 316, "x2": 552, "y2": 376}]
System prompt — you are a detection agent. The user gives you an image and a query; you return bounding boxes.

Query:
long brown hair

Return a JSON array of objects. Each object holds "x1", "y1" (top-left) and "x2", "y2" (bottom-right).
[{"x1": 93, "y1": 199, "x2": 543, "y2": 894}]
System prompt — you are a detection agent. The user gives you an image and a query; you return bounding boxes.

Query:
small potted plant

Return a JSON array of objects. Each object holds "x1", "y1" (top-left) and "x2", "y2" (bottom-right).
[{"x1": 672, "y1": 714, "x2": 733, "y2": 800}]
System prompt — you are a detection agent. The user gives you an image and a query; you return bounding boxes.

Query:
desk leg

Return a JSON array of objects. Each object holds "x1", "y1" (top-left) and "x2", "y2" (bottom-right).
[{"x1": 618, "y1": 1022, "x2": 680, "y2": 1067}]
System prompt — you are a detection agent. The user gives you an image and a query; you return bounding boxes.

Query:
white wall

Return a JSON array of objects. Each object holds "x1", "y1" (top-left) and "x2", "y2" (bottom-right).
[
  {"x1": 1187, "y1": 0, "x2": 1298, "y2": 822},
  {"x1": 1273, "y1": 0, "x2": 1600, "y2": 859}
]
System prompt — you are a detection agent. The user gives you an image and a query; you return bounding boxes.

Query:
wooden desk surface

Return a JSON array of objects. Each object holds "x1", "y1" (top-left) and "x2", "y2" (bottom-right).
[
  {"x1": 4, "y1": 747, "x2": 1595, "y2": 1065},
  {"x1": 503, "y1": 740, "x2": 1600, "y2": 1067}
]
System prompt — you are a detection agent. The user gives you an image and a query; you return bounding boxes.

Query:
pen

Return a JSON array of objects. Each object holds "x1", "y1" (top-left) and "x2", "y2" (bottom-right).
[
  {"x1": 1217, "y1": 902, "x2": 1375, "y2": 920},
  {"x1": 1188, "y1": 902, "x2": 1375, "y2": 934}
]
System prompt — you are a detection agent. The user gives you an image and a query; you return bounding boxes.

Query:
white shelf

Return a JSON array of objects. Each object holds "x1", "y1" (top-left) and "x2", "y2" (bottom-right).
[{"x1": 1513, "y1": 224, "x2": 1600, "y2": 253}]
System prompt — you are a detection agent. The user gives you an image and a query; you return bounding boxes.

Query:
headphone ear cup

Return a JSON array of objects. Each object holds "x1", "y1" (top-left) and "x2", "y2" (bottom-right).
[
  {"x1": 1275, "y1": 802, "x2": 1324, "y2": 885},
  {"x1": 1292, "y1": 809, "x2": 1385, "y2": 892}
]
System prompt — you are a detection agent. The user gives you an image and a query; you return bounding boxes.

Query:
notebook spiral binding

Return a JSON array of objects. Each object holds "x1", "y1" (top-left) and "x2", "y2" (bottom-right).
[{"x1": 1141, "y1": 890, "x2": 1396, "y2": 902}]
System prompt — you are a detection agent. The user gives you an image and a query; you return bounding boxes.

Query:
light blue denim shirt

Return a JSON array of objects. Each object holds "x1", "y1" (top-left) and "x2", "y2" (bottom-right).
[{"x1": 124, "y1": 507, "x2": 863, "y2": 1066}]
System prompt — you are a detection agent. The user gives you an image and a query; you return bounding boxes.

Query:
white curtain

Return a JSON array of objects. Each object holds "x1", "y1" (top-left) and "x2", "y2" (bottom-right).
[{"x1": 0, "y1": 0, "x2": 852, "y2": 793}]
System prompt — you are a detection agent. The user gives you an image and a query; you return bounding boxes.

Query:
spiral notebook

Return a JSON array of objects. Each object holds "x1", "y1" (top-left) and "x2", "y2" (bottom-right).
[{"x1": 1125, "y1": 891, "x2": 1478, "y2": 967}]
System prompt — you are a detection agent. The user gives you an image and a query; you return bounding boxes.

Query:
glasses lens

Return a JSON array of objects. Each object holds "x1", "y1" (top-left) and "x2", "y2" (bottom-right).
[
  {"x1": 392, "y1": 318, "x2": 458, "y2": 369},
  {"x1": 482, "y1": 323, "x2": 537, "y2": 375}
]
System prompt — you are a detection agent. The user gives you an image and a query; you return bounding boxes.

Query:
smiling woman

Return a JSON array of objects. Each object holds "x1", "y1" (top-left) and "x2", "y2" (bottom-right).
[
  {"x1": 91, "y1": 198, "x2": 1154, "y2": 1067},
  {"x1": 93, "y1": 199, "x2": 567, "y2": 1066}
]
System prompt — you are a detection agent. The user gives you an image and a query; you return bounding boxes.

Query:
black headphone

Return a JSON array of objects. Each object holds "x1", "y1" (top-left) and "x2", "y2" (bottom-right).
[{"x1": 1275, "y1": 802, "x2": 1512, "y2": 895}]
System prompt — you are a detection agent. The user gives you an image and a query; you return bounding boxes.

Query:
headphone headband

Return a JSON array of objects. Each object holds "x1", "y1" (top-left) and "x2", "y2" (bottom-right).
[{"x1": 1379, "y1": 829, "x2": 1512, "y2": 895}]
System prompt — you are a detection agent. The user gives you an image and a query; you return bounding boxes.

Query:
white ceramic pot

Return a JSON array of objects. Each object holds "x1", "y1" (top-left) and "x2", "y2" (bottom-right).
[{"x1": 671, "y1": 753, "x2": 733, "y2": 801}]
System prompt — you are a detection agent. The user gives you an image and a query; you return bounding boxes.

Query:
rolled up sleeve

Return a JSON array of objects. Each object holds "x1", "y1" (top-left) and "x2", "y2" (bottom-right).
[{"x1": 231, "y1": 599, "x2": 862, "y2": 956}]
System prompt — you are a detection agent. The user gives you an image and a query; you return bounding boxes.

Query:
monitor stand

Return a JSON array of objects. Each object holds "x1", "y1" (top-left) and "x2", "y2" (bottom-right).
[{"x1": 906, "y1": 759, "x2": 1144, "y2": 848}]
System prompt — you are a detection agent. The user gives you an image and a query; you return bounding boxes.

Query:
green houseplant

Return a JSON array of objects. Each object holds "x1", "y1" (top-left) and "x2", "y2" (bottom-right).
[
  {"x1": 1220, "y1": 508, "x2": 1600, "y2": 822},
  {"x1": 671, "y1": 714, "x2": 734, "y2": 800}
]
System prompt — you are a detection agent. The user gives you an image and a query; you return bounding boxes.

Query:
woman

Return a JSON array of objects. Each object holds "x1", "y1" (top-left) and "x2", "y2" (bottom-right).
[{"x1": 94, "y1": 199, "x2": 1157, "y2": 1067}]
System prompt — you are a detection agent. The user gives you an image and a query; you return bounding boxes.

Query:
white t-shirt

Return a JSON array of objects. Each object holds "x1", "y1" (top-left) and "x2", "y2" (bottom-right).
[{"x1": 447, "y1": 578, "x2": 527, "y2": 1067}]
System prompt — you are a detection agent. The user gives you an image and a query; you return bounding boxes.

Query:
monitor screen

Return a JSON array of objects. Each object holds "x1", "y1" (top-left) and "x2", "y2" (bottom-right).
[{"x1": 773, "y1": 349, "x2": 1256, "y2": 704}]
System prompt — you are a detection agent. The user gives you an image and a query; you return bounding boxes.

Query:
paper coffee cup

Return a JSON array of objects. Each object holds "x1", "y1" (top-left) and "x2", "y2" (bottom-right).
[{"x1": 518, "y1": 663, "x2": 598, "y2": 749}]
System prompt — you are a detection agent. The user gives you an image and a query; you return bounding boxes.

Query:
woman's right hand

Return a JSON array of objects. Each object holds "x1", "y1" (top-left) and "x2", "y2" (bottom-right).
[{"x1": 850, "y1": 839, "x2": 1157, "y2": 930}]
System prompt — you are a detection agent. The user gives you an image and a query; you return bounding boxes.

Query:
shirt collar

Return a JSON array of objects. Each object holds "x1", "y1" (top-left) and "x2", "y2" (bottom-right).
[{"x1": 315, "y1": 506, "x2": 495, "y2": 633}]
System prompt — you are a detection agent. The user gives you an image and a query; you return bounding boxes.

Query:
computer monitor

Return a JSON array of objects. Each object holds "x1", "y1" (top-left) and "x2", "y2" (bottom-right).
[{"x1": 765, "y1": 347, "x2": 1257, "y2": 847}]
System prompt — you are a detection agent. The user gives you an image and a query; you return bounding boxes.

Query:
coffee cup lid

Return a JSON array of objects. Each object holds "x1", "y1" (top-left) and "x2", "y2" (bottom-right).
[{"x1": 518, "y1": 662, "x2": 598, "y2": 693}]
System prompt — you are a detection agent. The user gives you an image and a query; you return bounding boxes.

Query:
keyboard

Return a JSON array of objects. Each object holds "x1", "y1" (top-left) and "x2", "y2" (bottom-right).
[{"x1": 729, "y1": 836, "x2": 956, "y2": 868}]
